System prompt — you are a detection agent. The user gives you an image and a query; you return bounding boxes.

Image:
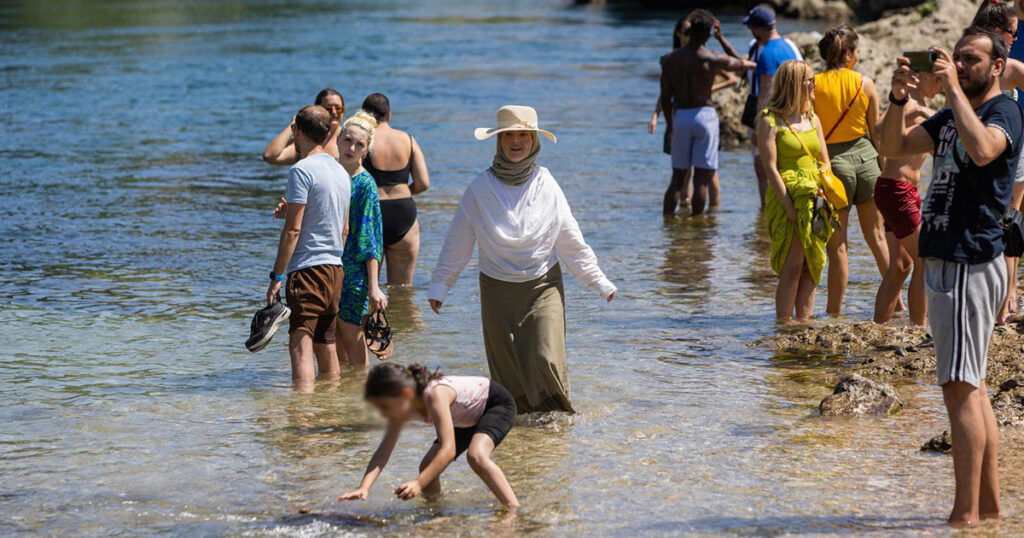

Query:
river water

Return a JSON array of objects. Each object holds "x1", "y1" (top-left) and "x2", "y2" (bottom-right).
[{"x1": 2, "y1": 0, "x2": 1022, "y2": 535}]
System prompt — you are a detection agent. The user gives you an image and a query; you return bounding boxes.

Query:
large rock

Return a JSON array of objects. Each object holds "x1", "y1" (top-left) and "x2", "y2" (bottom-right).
[
  {"x1": 852, "y1": 0, "x2": 929, "y2": 20},
  {"x1": 718, "y1": 0, "x2": 974, "y2": 145},
  {"x1": 819, "y1": 373, "x2": 903, "y2": 416},
  {"x1": 776, "y1": 0, "x2": 855, "y2": 21}
]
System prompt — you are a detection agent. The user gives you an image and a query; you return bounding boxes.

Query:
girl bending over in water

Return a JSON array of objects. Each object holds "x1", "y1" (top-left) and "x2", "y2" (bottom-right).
[{"x1": 338, "y1": 363, "x2": 519, "y2": 507}]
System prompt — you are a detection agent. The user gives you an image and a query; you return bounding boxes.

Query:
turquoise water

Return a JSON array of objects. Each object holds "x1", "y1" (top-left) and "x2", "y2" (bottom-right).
[{"x1": 1, "y1": 0, "x2": 1017, "y2": 535}]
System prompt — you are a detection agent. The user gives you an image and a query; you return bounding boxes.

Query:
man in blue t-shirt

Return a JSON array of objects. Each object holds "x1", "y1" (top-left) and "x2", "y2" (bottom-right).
[
  {"x1": 742, "y1": 4, "x2": 803, "y2": 209},
  {"x1": 879, "y1": 28, "x2": 1023, "y2": 527}
]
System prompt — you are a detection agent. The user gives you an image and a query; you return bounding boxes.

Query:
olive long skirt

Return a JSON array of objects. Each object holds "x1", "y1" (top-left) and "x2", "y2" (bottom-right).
[{"x1": 478, "y1": 264, "x2": 574, "y2": 414}]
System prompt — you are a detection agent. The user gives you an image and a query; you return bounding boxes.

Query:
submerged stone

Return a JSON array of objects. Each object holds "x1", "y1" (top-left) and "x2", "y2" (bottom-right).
[
  {"x1": 819, "y1": 373, "x2": 902, "y2": 417},
  {"x1": 921, "y1": 430, "x2": 952, "y2": 454}
]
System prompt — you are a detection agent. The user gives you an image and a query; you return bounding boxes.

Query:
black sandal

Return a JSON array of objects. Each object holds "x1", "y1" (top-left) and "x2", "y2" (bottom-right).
[{"x1": 362, "y1": 310, "x2": 393, "y2": 360}]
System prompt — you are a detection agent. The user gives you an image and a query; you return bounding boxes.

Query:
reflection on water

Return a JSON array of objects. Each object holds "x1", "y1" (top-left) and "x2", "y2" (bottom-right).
[{"x1": 2, "y1": 0, "x2": 1022, "y2": 535}]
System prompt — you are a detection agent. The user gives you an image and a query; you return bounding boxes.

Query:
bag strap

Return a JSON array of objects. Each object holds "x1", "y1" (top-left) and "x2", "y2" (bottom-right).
[{"x1": 823, "y1": 74, "x2": 863, "y2": 141}]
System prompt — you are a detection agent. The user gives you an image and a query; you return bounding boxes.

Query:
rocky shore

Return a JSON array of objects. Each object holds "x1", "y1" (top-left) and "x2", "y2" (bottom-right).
[
  {"x1": 755, "y1": 320, "x2": 1024, "y2": 450},
  {"x1": 714, "y1": 0, "x2": 974, "y2": 147}
]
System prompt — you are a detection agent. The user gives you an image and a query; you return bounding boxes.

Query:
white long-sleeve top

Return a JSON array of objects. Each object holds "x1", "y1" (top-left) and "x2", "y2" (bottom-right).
[{"x1": 428, "y1": 167, "x2": 617, "y2": 302}]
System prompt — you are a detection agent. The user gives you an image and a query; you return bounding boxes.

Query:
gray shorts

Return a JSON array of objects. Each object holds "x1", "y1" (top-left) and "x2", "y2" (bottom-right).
[{"x1": 925, "y1": 256, "x2": 1007, "y2": 387}]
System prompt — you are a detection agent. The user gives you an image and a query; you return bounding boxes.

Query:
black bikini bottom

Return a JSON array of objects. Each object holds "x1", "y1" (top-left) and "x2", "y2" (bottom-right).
[{"x1": 380, "y1": 197, "x2": 417, "y2": 246}]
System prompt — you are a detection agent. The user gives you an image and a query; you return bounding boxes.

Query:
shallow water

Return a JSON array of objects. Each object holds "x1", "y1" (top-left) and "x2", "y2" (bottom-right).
[{"x1": 1, "y1": 0, "x2": 1020, "y2": 535}]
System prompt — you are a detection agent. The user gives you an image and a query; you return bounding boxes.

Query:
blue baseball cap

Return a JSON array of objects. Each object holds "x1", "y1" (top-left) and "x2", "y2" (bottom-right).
[{"x1": 743, "y1": 5, "x2": 776, "y2": 28}]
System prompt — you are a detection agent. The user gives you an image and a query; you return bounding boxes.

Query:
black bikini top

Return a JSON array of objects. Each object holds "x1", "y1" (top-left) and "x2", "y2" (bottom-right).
[{"x1": 365, "y1": 133, "x2": 414, "y2": 187}]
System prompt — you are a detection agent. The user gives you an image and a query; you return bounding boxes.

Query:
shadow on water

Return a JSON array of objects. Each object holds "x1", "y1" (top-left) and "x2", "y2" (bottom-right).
[{"x1": 657, "y1": 215, "x2": 716, "y2": 310}]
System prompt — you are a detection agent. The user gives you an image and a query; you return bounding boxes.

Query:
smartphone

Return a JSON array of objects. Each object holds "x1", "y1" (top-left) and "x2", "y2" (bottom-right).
[{"x1": 903, "y1": 50, "x2": 937, "y2": 73}]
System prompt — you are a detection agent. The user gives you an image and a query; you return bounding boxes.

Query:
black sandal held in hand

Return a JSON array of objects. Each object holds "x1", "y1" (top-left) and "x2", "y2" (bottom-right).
[{"x1": 362, "y1": 310, "x2": 393, "y2": 360}]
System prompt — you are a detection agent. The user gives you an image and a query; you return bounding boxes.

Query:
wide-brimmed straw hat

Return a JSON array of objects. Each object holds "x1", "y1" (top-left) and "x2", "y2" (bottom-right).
[{"x1": 474, "y1": 105, "x2": 557, "y2": 143}]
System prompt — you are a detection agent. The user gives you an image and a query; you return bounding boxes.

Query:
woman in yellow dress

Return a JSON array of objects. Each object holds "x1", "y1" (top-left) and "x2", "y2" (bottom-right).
[{"x1": 756, "y1": 60, "x2": 834, "y2": 324}]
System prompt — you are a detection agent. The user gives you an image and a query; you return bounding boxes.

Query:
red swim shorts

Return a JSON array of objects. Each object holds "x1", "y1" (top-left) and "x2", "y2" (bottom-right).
[{"x1": 873, "y1": 177, "x2": 921, "y2": 239}]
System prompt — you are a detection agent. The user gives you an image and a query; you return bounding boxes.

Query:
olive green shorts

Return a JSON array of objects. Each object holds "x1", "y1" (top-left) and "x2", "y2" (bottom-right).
[{"x1": 827, "y1": 136, "x2": 880, "y2": 206}]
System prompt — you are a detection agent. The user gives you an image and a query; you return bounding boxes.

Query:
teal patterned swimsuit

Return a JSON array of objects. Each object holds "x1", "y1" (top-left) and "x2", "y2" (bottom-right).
[{"x1": 339, "y1": 170, "x2": 384, "y2": 325}]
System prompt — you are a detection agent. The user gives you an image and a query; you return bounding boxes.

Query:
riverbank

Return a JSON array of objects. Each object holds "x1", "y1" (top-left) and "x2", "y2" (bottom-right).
[
  {"x1": 715, "y1": 0, "x2": 973, "y2": 147},
  {"x1": 755, "y1": 320, "x2": 1024, "y2": 439}
]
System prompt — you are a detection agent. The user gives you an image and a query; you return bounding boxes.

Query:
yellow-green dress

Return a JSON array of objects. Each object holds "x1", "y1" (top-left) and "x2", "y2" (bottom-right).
[{"x1": 763, "y1": 110, "x2": 832, "y2": 284}]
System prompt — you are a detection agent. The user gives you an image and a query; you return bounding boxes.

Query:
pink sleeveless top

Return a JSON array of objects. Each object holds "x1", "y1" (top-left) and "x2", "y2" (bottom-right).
[{"x1": 422, "y1": 376, "x2": 491, "y2": 428}]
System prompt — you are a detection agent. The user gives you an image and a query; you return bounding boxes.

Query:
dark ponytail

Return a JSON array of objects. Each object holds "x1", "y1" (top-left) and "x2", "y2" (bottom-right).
[
  {"x1": 817, "y1": 24, "x2": 859, "y2": 70},
  {"x1": 364, "y1": 363, "x2": 442, "y2": 399},
  {"x1": 671, "y1": 17, "x2": 685, "y2": 50},
  {"x1": 971, "y1": 0, "x2": 1016, "y2": 46}
]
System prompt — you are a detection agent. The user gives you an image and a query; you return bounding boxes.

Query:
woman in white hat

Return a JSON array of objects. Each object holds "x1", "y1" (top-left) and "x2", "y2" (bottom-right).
[{"x1": 428, "y1": 105, "x2": 617, "y2": 414}]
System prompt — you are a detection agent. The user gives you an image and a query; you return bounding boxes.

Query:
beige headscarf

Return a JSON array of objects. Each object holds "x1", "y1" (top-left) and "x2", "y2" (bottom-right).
[{"x1": 490, "y1": 133, "x2": 540, "y2": 186}]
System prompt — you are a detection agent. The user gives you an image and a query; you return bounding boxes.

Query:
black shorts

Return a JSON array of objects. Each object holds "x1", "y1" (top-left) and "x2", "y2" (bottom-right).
[{"x1": 434, "y1": 381, "x2": 516, "y2": 459}]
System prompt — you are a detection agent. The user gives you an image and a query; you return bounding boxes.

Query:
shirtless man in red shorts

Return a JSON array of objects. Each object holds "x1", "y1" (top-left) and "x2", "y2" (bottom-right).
[{"x1": 873, "y1": 73, "x2": 941, "y2": 326}]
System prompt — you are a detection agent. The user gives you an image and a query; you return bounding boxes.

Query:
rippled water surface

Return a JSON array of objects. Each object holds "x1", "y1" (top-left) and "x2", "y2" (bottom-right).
[{"x1": 2, "y1": 1, "x2": 1022, "y2": 535}]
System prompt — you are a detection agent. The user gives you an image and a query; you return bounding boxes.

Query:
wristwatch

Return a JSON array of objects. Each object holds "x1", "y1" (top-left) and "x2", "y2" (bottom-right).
[
  {"x1": 888, "y1": 91, "x2": 909, "y2": 107},
  {"x1": 269, "y1": 271, "x2": 286, "y2": 282}
]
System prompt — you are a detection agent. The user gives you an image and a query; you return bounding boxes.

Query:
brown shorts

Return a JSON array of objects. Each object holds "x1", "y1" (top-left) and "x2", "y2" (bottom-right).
[{"x1": 286, "y1": 264, "x2": 343, "y2": 344}]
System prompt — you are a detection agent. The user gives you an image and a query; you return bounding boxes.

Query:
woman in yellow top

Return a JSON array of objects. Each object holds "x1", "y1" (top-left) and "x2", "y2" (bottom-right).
[
  {"x1": 813, "y1": 24, "x2": 892, "y2": 317},
  {"x1": 756, "y1": 60, "x2": 833, "y2": 324}
]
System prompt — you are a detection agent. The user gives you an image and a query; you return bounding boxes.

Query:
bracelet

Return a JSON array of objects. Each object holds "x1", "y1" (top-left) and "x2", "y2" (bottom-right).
[
  {"x1": 888, "y1": 91, "x2": 909, "y2": 106},
  {"x1": 269, "y1": 271, "x2": 286, "y2": 282}
]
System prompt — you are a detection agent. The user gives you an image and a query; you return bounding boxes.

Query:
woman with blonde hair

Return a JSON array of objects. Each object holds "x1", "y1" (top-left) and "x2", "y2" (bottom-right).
[
  {"x1": 429, "y1": 105, "x2": 617, "y2": 413},
  {"x1": 757, "y1": 61, "x2": 834, "y2": 323},
  {"x1": 813, "y1": 24, "x2": 891, "y2": 317},
  {"x1": 275, "y1": 110, "x2": 387, "y2": 366}
]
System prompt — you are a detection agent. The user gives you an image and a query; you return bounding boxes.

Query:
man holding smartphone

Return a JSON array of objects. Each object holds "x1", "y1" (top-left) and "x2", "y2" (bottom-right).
[{"x1": 879, "y1": 27, "x2": 1022, "y2": 527}]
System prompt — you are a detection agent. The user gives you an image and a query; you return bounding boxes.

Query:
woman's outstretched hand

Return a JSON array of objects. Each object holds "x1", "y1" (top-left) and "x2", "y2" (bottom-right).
[
  {"x1": 338, "y1": 488, "x2": 368, "y2": 502},
  {"x1": 607, "y1": 292, "x2": 616, "y2": 302},
  {"x1": 428, "y1": 299, "x2": 442, "y2": 314}
]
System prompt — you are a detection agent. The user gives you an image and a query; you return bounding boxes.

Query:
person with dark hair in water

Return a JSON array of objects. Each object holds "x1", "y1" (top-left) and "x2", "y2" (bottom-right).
[
  {"x1": 263, "y1": 88, "x2": 345, "y2": 165},
  {"x1": 813, "y1": 24, "x2": 892, "y2": 317},
  {"x1": 650, "y1": 13, "x2": 742, "y2": 214},
  {"x1": 660, "y1": 9, "x2": 754, "y2": 216},
  {"x1": 265, "y1": 105, "x2": 351, "y2": 388},
  {"x1": 337, "y1": 363, "x2": 519, "y2": 507},
  {"x1": 880, "y1": 27, "x2": 1022, "y2": 527},
  {"x1": 359, "y1": 93, "x2": 430, "y2": 286}
]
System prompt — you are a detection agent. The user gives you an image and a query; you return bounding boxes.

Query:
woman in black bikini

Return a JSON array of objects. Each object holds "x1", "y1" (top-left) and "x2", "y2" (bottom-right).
[{"x1": 361, "y1": 93, "x2": 430, "y2": 286}]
